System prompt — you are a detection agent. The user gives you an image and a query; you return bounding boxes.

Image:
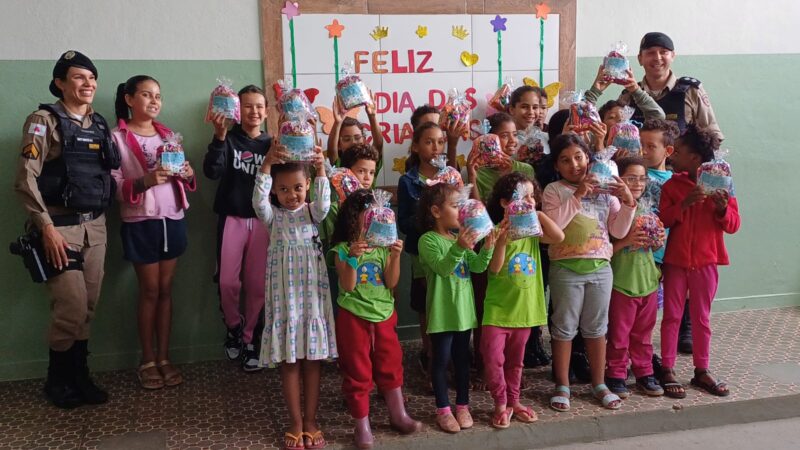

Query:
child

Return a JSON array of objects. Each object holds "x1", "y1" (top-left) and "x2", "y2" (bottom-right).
[
  {"x1": 605, "y1": 157, "x2": 665, "y2": 399},
  {"x1": 252, "y1": 146, "x2": 337, "y2": 450},
  {"x1": 330, "y1": 190, "x2": 421, "y2": 449},
  {"x1": 598, "y1": 100, "x2": 627, "y2": 132},
  {"x1": 543, "y1": 134, "x2": 636, "y2": 411},
  {"x1": 204, "y1": 85, "x2": 271, "y2": 371},
  {"x1": 417, "y1": 183, "x2": 496, "y2": 433},
  {"x1": 327, "y1": 93, "x2": 384, "y2": 176},
  {"x1": 585, "y1": 65, "x2": 665, "y2": 122},
  {"x1": 111, "y1": 75, "x2": 196, "y2": 389},
  {"x1": 397, "y1": 122, "x2": 448, "y2": 376},
  {"x1": 508, "y1": 85, "x2": 549, "y2": 131},
  {"x1": 410, "y1": 104, "x2": 468, "y2": 169},
  {"x1": 657, "y1": 125, "x2": 739, "y2": 399},
  {"x1": 483, "y1": 173, "x2": 564, "y2": 428}
]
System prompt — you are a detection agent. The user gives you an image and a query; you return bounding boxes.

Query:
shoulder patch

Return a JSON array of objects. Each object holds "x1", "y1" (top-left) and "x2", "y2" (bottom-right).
[
  {"x1": 677, "y1": 76, "x2": 701, "y2": 88},
  {"x1": 27, "y1": 122, "x2": 47, "y2": 136},
  {"x1": 21, "y1": 143, "x2": 40, "y2": 160}
]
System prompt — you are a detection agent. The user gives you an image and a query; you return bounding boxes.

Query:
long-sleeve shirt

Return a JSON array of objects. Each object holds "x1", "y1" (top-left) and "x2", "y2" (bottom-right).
[
  {"x1": 252, "y1": 173, "x2": 330, "y2": 227},
  {"x1": 585, "y1": 85, "x2": 665, "y2": 121}
]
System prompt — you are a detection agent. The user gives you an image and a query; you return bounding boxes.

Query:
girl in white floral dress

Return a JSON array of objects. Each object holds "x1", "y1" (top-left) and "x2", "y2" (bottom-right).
[{"x1": 252, "y1": 144, "x2": 337, "y2": 450}]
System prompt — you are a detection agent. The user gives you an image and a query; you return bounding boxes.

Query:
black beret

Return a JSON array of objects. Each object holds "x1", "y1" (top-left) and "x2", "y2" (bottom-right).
[
  {"x1": 49, "y1": 50, "x2": 98, "y2": 97},
  {"x1": 639, "y1": 32, "x2": 675, "y2": 52}
]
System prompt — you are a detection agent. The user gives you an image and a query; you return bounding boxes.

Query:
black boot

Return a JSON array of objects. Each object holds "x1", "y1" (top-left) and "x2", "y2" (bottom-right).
[
  {"x1": 72, "y1": 340, "x2": 109, "y2": 404},
  {"x1": 44, "y1": 348, "x2": 83, "y2": 409},
  {"x1": 532, "y1": 327, "x2": 551, "y2": 366},
  {"x1": 678, "y1": 300, "x2": 693, "y2": 354},
  {"x1": 570, "y1": 351, "x2": 592, "y2": 383}
]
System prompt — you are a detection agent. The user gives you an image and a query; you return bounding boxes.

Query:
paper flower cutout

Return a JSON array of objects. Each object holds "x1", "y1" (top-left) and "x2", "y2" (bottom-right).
[
  {"x1": 393, "y1": 156, "x2": 408, "y2": 174},
  {"x1": 490, "y1": 15, "x2": 507, "y2": 33},
  {"x1": 460, "y1": 51, "x2": 479, "y2": 67},
  {"x1": 370, "y1": 26, "x2": 389, "y2": 40},
  {"x1": 281, "y1": 1, "x2": 300, "y2": 19},
  {"x1": 535, "y1": 2, "x2": 552, "y2": 20},
  {"x1": 416, "y1": 25, "x2": 428, "y2": 38},
  {"x1": 452, "y1": 25, "x2": 469, "y2": 40},
  {"x1": 325, "y1": 19, "x2": 344, "y2": 38}
]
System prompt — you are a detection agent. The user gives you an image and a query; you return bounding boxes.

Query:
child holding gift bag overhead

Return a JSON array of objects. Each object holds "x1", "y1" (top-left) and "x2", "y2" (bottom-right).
[
  {"x1": 657, "y1": 125, "x2": 739, "y2": 399},
  {"x1": 252, "y1": 144, "x2": 337, "y2": 450},
  {"x1": 111, "y1": 75, "x2": 196, "y2": 390}
]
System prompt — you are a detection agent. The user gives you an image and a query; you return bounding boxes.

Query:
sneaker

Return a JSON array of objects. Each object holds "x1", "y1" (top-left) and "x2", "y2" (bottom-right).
[
  {"x1": 241, "y1": 344, "x2": 263, "y2": 372},
  {"x1": 224, "y1": 325, "x2": 243, "y2": 361},
  {"x1": 636, "y1": 375, "x2": 664, "y2": 396},
  {"x1": 605, "y1": 377, "x2": 631, "y2": 399}
]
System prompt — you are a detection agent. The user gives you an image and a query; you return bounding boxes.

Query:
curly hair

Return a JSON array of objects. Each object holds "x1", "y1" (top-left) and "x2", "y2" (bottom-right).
[
  {"x1": 549, "y1": 133, "x2": 591, "y2": 172},
  {"x1": 641, "y1": 118, "x2": 680, "y2": 147},
  {"x1": 410, "y1": 104, "x2": 440, "y2": 130},
  {"x1": 487, "y1": 172, "x2": 541, "y2": 223},
  {"x1": 616, "y1": 156, "x2": 647, "y2": 177},
  {"x1": 330, "y1": 189, "x2": 374, "y2": 246},
  {"x1": 510, "y1": 85, "x2": 547, "y2": 107},
  {"x1": 677, "y1": 124, "x2": 720, "y2": 163},
  {"x1": 405, "y1": 121, "x2": 442, "y2": 173},
  {"x1": 341, "y1": 143, "x2": 380, "y2": 169},
  {"x1": 417, "y1": 183, "x2": 460, "y2": 234},
  {"x1": 487, "y1": 112, "x2": 514, "y2": 133}
]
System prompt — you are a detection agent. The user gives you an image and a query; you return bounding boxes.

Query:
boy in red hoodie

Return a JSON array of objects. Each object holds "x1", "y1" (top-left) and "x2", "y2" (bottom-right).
[{"x1": 657, "y1": 125, "x2": 739, "y2": 398}]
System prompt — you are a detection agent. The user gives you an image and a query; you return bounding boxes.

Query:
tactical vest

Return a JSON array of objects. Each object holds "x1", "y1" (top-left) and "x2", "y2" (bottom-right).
[
  {"x1": 632, "y1": 77, "x2": 700, "y2": 133},
  {"x1": 36, "y1": 103, "x2": 120, "y2": 211}
]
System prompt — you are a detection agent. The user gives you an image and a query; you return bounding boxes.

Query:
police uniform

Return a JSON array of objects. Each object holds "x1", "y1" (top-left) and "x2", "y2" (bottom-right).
[{"x1": 13, "y1": 51, "x2": 118, "y2": 408}]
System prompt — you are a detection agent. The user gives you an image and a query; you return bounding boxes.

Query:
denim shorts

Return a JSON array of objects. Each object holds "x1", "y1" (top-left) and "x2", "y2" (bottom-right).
[
  {"x1": 548, "y1": 263, "x2": 613, "y2": 340},
  {"x1": 121, "y1": 218, "x2": 187, "y2": 264}
]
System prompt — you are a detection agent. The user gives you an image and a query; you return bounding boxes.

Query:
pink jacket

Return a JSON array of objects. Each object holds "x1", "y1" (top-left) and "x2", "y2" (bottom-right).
[{"x1": 111, "y1": 120, "x2": 196, "y2": 221}]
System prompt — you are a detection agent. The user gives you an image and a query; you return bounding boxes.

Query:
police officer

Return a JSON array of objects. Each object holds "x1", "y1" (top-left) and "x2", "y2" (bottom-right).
[
  {"x1": 620, "y1": 32, "x2": 724, "y2": 141},
  {"x1": 13, "y1": 51, "x2": 120, "y2": 408}
]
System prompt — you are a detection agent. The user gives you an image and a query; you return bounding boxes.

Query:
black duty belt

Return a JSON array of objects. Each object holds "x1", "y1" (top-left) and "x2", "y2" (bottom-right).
[{"x1": 51, "y1": 210, "x2": 103, "y2": 227}]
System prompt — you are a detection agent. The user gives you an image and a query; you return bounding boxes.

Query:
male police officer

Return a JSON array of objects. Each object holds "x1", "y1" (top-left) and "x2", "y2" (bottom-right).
[{"x1": 14, "y1": 51, "x2": 120, "y2": 408}]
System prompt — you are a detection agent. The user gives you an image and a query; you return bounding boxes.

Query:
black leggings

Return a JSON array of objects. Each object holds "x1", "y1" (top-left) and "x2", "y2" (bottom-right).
[{"x1": 430, "y1": 330, "x2": 471, "y2": 409}]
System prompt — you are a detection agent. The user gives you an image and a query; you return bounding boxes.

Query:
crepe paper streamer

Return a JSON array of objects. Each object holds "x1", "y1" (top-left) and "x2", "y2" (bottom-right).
[
  {"x1": 535, "y1": 3, "x2": 551, "y2": 87},
  {"x1": 490, "y1": 15, "x2": 507, "y2": 88},
  {"x1": 282, "y1": 1, "x2": 301, "y2": 88},
  {"x1": 416, "y1": 25, "x2": 428, "y2": 38},
  {"x1": 325, "y1": 19, "x2": 345, "y2": 83}
]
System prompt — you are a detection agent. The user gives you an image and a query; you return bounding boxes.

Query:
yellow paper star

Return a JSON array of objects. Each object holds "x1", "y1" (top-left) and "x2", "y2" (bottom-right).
[
  {"x1": 393, "y1": 156, "x2": 408, "y2": 174},
  {"x1": 535, "y1": 2, "x2": 552, "y2": 20},
  {"x1": 415, "y1": 25, "x2": 428, "y2": 38}
]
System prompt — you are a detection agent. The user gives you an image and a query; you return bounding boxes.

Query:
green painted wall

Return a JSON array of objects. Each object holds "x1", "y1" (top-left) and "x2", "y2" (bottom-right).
[{"x1": 1, "y1": 55, "x2": 798, "y2": 381}]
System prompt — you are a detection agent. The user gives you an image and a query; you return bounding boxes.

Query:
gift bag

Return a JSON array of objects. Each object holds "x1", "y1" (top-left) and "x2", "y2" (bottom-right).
[
  {"x1": 608, "y1": 106, "x2": 641, "y2": 156},
  {"x1": 588, "y1": 146, "x2": 619, "y2": 194},
  {"x1": 279, "y1": 114, "x2": 317, "y2": 162},
  {"x1": 515, "y1": 124, "x2": 550, "y2": 165},
  {"x1": 563, "y1": 90, "x2": 601, "y2": 133},
  {"x1": 489, "y1": 77, "x2": 514, "y2": 112},
  {"x1": 426, "y1": 154, "x2": 463, "y2": 187},
  {"x1": 277, "y1": 77, "x2": 315, "y2": 121},
  {"x1": 364, "y1": 189, "x2": 397, "y2": 247},
  {"x1": 336, "y1": 62, "x2": 371, "y2": 110},
  {"x1": 439, "y1": 88, "x2": 471, "y2": 138},
  {"x1": 697, "y1": 149, "x2": 733, "y2": 195},
  {"x1": 330, "y1": 167, "x2": 361, "y2": 204},
  {"x1": 602, "y1": 41, "x2": 631, "y2": 85},
  {"x1": 632, "y1": 199, "x2": 665, "y2": 250},
  {"x1": 205, "y1": 77, "x2": 241, "y2": 123},
  {"x1": 468, "y1": 133, "x2": 506, "y2": 169},
  {"x1": 456, "y1": 185, "x2": 494, "y2": 241},
  {"x1": 507, "y1": 182, "x2": 543, "y2": 240},
  {"x1": 159, "y1": 133, "x2": 185, "y2": 175}
]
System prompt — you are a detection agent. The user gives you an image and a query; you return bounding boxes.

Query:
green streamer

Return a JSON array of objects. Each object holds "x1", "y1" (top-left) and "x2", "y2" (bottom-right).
[
  {"x1": 539, "y1": 18, "x2": 544, "y2": 87},
  {"x1": 334, "y1": 36, "x2": 340, "y2": 83},
  {"x1": 497, "y1": 31, "x2": 503, "y2": 89},
  {"x1": 289, "y1": 19, "x2": 297, "y2": 88}
]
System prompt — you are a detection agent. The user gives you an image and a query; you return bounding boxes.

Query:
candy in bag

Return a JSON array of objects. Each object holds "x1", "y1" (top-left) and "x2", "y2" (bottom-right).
[
  {"x1": 632, "y1": 198, "x2": 665, "y2": 251},
  {"x1": 425, "y1": 154, "x2": 463, "y2": 187},
  {"x1": 697, "y1": 149, "x2": 733, "y2": 195},
  {"x1": 563, "y1": 90, "x2": 601, "y2": 133},
  {"x1": 589, "y1": 146, "x2": 619, "y2": 194},
  {"x1": 489, "y1": 77, "x2": 514, "y2": 111},
  {"x1": 602, "y1": 41, "x2": 631, "y2": 85},
  {"x1": 279, "y1": 113, "x2": 317, "y2": 162},
  {"x1": 468, "y1": 133, "x2": 506, "y2": 169},
  {"x1": 159, "y1": 133, "x2": 186, "y2": 175},
  {"x1": 439, "y1": 88, "x2": 471, "y2": 138},
  {"x1": 506, "y1": 182, "x2": 543, "y2": 240},
  {"x1": 364, "y1": 189, "x2": 397, "y2": 247},
  {"x1": 330, "y1": 167, "x2": 360, "y2": 204},
  {"x1": 277, "y1": 77, "x2": 315, "y2": 121},
  {"x1": 205, "y1": 77, "x2": 241, "y2": 123},
  {"x1": 456, "y1": 184, "x2": 494, "y2": 241},
  {"x1": 608, "y1": 106, "x2": 641, "y2": 155},
  {"x1": 336, "y1": 62, "x2": 371, "y2": 110},
  {"x1": 515, "y1": 124, "x2": 550, "y2": 165}
]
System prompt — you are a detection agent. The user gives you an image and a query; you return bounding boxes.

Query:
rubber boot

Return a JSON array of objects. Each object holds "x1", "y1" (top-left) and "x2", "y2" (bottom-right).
[
  {"x1": 678, "y1": 299, "x2": 693, "y2": 354},
  {"x1": 72, "y1": 340, "x2": 109, "y2": 404},
  {"x1": 43, "y1": 347, "x2": 83, "y2": 409},
  {"x1": 383, "y1": 387, "x2": 422, "y2": 434},
  {"x1": 353, "y1": 416, "x2": 374, "y2": 449}
]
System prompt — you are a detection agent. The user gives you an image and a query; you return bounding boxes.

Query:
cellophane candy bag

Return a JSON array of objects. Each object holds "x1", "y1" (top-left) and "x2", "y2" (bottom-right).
[
  {"x1": 507, "y1": 182, "x2": 543, "y2": 240},
  {"x1": 439, "y1": 88, "x2": 471, "y2": 138},
  {"x1": 277, "y1": 77, "x2": 314, "y2": 121},
  {"x1": 608, "y1": 106, "x2": 641, "y2": 155},
  {"x1": 336, "y1": 62, "x2": 371, "y2": 110},
  {"x1": 159, "y1": 133, "x2": 185, "y2": 175},
  {"x1": 632, "y1": 199, "x2": 665, "y2": 251},
  {"x1": 205, "y1": 77, "x2": 241, "y2": 123},
  {"x1": 515, "y1": 124, "x2": 550, "y2": 165},
  {"x1": 426, "y1": 154, "x2": 463, "y2": 187},
  {"x1": 589, "y1": 146, "x2": 619, "y2": 194},
  {"x1": 602, "y1": 41, "x2": 630, "y2": 85},
  {"x1": 364, "y1": 189, "x2": 397, "y2": 247},
  {"x1": 697, "y1": 149, "x2": 733, "y2": 195},
  {"x1": 279, "y1": 113, "x2": 317, "y2": 162},
  {"x1": 456, "y1": 184, "x2": 494, "y2": 241},
  {"x1": 563, "y1": 90, "x2": 601, "y2": 133},
  {"x1": 489, "y1": 77, "x2": 514, "y2": 112},
  {"x1": 330, "y1": 167, "x2": 360, "y2": 204},
  {"x1": 468, "y1": 133, "x2": 506, "y2": 169}
]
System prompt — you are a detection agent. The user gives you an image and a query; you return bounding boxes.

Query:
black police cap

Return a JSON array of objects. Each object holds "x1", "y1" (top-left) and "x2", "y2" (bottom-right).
[
  {"x1": 49, "y1": 50, "x2": 98, "y2": 97},
  {"x1": 639, "y1": 32, "x2": 675, "y2": 52}
]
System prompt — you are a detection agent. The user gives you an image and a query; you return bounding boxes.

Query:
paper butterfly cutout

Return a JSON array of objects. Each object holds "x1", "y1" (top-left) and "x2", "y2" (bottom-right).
[
  {"x1": 522, "y1": 78, "x2": 562, "y2": 108},
  {"x1": 315, "y1": 105, "x2": 362, "y2": 135}
]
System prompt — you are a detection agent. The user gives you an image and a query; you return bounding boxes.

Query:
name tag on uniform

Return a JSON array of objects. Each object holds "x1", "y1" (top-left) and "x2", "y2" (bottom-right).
[{"x1": 88, "y1": 143, "x2": 100, "y2": 150}]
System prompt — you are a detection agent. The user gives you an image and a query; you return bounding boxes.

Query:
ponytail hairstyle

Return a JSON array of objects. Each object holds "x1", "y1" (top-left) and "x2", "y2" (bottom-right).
[
  {"x1": 115, "y1": 75, "x2": 159, "y2": 123},
  {"x1": 331, "y1": 189, "x2": 374, "y2": 246},
  {"x1": 509, "y1": 85, "x2": 547, "y2": 108},
  {"x1": 676, "y1": 124, "x2": 720, "y2": 164},
  {"x1": 487, "y1": 112, "x2": 514, "y2": 134},
  {"x1": 487, "y1": 172, "x2": 541, "y2": 223},
  {"x1": 405, "y1": 121, "x2": 442, "y2": 173},
  {"x1": 417, "y1": 183, "x2": 460, "y2": 233}
]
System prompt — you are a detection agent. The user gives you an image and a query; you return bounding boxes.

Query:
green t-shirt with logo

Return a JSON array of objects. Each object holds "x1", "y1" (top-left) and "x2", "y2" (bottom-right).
[
  {"x1": 610, "y1": 247, "x2": 661, "y2": 298},
  {"x1": 484, "y1": 236, "x2": 547, "y2": 328},
  {"x1": 329, "y1": 243, "x2": 395, "y2": 322},
  {"x1": 476, "y1": 160, "x2": 535, "y2": 202}
]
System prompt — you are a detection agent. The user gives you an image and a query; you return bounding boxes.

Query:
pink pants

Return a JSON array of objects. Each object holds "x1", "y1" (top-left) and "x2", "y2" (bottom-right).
[
  {"x1": 661, "y1": 264, "x2": 718, "y2": 369},
  {"x1": 480, "y1": 325, "x2": 531, "y2": 407},
  {"x1": 219, "y1": 216, "x2": 269, "y2": 344},
  {"x1": 606, "y1": 289, "x2": 658, "y2": 379}
]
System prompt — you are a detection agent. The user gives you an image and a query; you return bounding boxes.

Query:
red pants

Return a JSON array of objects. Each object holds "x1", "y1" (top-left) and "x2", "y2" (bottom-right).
[
  {"x1": 606, "y1": 289, "x2": 658, "y2": 379},
  {"x1": 480, "y1": 325, "x2": 531, "y2": 407},
  {"x1": 336, "y1": 308, "x2": 404, "y2": 418}
]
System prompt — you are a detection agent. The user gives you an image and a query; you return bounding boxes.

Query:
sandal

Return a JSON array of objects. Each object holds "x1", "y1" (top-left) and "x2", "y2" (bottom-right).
[
  {"x1": 137, "y1": 361, "x2": 164, "y2": 390},
  {"x1": 491, "y1": 407, "x2": 513, "y2": 429},
  {"x1": 284, "y1": 431, "x2": 305, "y2": 450},
  {"x1": 549, "y1": 385, "x2": 571, "y2": 412},
  {"x1": 157, "y1": 360, "x2": 184, "y2": 387},
  {"x1": 592, "y1": 384, "x2": 622, "y2": 410},
  {"x1": 302, "y1": 430, "x2": 326, "y2": 449},
  {"x1": 658, "y1": 368, "x2": 687, "y2": 399},
  {"x1": 691, "y1": 370, "x2": 730, "y2": 397},
  {"x1": 512, "y1": 405, "x2": 538, "y2": 423}
]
